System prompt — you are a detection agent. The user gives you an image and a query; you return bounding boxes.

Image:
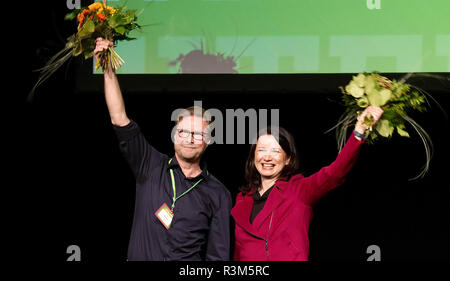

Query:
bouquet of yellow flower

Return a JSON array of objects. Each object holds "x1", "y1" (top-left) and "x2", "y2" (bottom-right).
[
  {"x1": 330, "y1": 72, "x2": 441, "y2": 180},
  {"x1": 29, "y1": 0, "x2": 141, "y2": 100}
]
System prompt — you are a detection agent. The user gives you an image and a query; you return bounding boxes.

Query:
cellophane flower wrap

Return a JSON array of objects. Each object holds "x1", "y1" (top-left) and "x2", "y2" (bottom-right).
[
  {"x1": 30, "y1": 0, "x2": 141, "y2": 100},
  {"x1": 331, "y1": 72, "x2": 441, "y2": 180}
]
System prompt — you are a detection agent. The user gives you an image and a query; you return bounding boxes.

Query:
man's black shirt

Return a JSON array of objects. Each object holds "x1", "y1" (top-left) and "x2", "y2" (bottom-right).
[{"x1": 113, "y1": 120, "x2": 232, "y2": 261}]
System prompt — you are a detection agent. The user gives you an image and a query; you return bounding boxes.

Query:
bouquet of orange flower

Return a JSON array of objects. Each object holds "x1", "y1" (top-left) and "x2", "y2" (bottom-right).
[{"x1": 29, "y1": 0, "x2": 141, "y2": 100}]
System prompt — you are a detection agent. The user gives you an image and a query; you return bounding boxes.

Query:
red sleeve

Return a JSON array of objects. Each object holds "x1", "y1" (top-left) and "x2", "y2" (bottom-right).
[{"x1": 295, "y1": 134, "x2": 364, "y2": 205}]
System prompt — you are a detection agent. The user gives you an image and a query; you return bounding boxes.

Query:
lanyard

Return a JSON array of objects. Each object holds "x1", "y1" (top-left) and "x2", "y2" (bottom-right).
[{"x1": 168, "y1": 158, "x2": 205, "y2": 211}]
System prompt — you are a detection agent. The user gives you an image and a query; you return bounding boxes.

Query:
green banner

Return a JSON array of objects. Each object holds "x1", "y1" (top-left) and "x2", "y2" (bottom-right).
[{"x1": 99, "y1": 0, "x2": 450, "y2": 74}]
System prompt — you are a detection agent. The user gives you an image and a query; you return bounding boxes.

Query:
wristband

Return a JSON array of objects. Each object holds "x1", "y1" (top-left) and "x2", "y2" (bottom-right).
[{"x1": 354, "y1": 130, "x2": 367, "y2": 139}]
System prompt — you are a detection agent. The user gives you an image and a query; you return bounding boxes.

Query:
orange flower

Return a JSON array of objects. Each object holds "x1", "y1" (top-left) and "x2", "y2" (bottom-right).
[
  {"x1": 77, "y1": 13, "x2": 84, "y2": 24},
  {"x1": 97, "y1": 13, "x2": 107, "y2": 22},
  {"x1": 77, "y1": 9, "x2": 91, "y2": 24}
]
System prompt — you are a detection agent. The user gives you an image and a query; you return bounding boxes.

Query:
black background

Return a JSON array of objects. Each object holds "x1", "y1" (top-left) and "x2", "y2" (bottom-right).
[{"x1": 20, "y1": 1, "x2": 449, "y2": 264}]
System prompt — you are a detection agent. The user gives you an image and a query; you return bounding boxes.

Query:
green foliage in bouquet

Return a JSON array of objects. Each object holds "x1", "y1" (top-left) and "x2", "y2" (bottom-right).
[
  {"x1": 330, "y1": 73, "x2": 441, "y2": 180},
  {"x1": 29, "y1": 0, "x2": 142, "y2": 101}
]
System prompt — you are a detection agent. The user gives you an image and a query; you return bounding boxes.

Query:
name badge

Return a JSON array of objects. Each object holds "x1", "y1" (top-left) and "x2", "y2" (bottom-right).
[{"x1": 155, "y1": 203, "x2": 174, "y2": 230}]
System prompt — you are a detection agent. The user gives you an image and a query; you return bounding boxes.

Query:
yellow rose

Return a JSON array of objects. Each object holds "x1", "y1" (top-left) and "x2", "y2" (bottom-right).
[
  {"x1": 88, "y1": 2, "x2": 103, "y2": 11},
  {"x1": 364, "y1": 75, "x2": 376, "y2": 96},
  {"x1": 345, "y1": 81, "x2": 364, "y2": 98},
  {"x1": 356, "y1": 96, "x2": 369, "y2": 108},
  {"x1": 353, "y1": 73, "x2": 366, "y2": 88},
  {"x1": 107, "y1": 6, "x2": 117, "y2": 14},
  {"x1": 378, "y1": 88, "x2": 392, "y2": 106},
  {"x1": 98, "y1": 6, "x2": 117, "y2": 14}
]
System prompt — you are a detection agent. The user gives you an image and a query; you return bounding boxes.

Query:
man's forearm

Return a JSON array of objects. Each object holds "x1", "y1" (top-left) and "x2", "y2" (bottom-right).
[{"x1": 104, "y1": 69, "x2": 130, "y2": 127}]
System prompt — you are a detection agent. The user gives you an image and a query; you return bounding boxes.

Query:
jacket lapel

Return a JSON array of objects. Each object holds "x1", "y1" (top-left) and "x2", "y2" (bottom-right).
[
  {"x1": 251, "y1": 183, "x2": 289, "y2": 237},
  {"x1": 231, "y1": 192, "x2": 260, "y2": 238},
  {"x1": 232, "y1": 179, "x2": 291, "y2": 238}
]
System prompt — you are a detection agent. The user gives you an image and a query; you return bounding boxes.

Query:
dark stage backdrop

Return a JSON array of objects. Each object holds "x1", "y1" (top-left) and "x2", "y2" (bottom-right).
[{"x1": 22, "y1": 1, "x2": 449, "y2": 262}]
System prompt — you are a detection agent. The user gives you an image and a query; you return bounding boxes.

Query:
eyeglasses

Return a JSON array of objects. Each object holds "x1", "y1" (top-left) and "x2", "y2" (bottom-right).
[
  {"x1": 177, "y1": 129, "x2": 207, "y2": 141},
  {"x1": 256, "y1": 148, "x2": 282, "y2": 156}
]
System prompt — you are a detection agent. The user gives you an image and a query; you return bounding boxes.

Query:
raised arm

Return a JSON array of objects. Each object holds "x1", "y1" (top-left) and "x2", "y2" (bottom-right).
[
  {"x1": 94, "y1": 37, "x2": 130, "y2": 127},
  {"x1": 95, "y1": 38, "x2": 165, "y2": 183},
  {"x1": 296, "y1": 106, "x2": 384, "y2": 205}
]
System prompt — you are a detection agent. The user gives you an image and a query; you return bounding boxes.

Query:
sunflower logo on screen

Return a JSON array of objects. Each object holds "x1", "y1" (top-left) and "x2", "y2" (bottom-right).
[{"x1": 168, "y1": 37, "x2": 254, "y2": 74}]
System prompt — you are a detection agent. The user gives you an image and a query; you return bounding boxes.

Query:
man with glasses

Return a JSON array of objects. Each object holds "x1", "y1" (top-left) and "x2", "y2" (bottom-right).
[{"x1": 95, "y1": 37, "x2": 232, "y2": 261}]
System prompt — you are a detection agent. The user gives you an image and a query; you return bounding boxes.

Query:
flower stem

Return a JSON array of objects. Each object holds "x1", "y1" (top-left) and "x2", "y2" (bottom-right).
[{"x1": 96, "y1": 47, "x2": 124, "y2": 71}]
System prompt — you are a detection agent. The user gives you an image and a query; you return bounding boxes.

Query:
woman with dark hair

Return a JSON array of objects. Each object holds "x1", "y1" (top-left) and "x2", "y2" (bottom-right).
[{"x1": 231, "y1": 106, "x2": 384, "y2": 261}]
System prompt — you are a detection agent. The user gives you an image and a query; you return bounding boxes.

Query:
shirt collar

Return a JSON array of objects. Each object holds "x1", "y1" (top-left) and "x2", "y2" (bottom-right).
[
  {"x1": 252, "y1": 185, "x2": 274, "y2": 201},
  {"x1": 168, "y1": 156, "x2": 209, "y2": 180}
]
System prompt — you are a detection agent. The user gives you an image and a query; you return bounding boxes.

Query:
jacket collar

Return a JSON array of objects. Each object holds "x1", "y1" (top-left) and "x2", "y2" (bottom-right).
[
  {"x1": 274, "y1": 176, "x2": 290, "y2": 189},
  {"x1": 231, "y1": 180, "x2": 287, "y2": 238},
  {"x1": 251, "y1": 184, "x2": 286, "y2": 230},
  {"x1": 231, "y1": 192, "x2": 257, "y2": 236}
]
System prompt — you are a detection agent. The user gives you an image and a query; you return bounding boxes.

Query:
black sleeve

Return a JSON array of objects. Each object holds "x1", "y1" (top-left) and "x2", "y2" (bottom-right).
[{"x1": 113, "y1": 120, "x2": 165, "y2": 184}]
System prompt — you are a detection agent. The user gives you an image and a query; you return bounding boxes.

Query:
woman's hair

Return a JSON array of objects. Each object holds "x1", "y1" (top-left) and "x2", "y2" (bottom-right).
[{"x1": 240, "y1": 126, "x2": 299, "y2": 195}]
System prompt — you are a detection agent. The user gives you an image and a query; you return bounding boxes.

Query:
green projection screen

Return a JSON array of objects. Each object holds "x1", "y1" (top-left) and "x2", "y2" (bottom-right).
[{"x1": 99, "y1": 0, "x2": 450, "y2": 74}]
